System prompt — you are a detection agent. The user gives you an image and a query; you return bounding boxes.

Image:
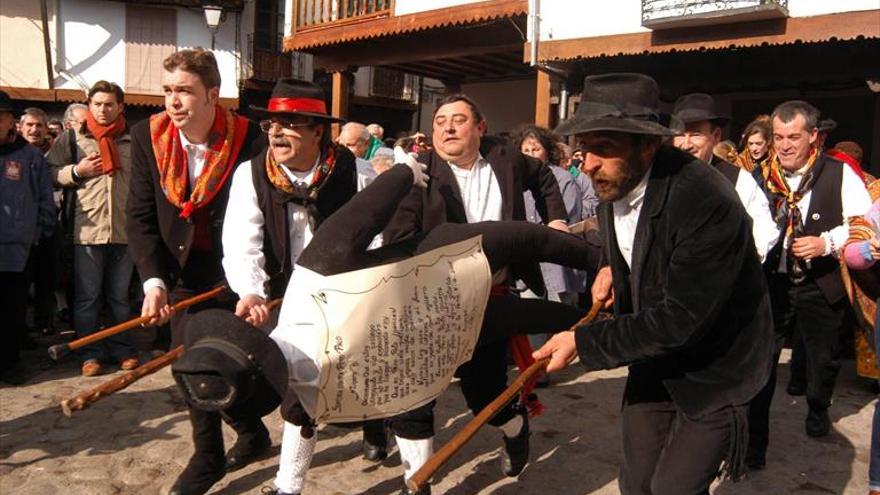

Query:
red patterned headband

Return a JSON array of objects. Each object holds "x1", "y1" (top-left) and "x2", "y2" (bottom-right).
[{"x1": 267, "y1": 97, "x2": 327, "y2": 115}]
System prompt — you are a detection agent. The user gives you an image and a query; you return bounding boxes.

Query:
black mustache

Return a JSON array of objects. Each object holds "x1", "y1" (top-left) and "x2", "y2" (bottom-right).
[{"x1": 270, "y1": 139, "x2": 291, "y2": 147}]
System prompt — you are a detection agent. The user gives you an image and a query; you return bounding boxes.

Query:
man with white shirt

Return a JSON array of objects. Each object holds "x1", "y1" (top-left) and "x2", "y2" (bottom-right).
[
  {"x1": 126, "y1": 48, "x2": 263, "y2": 495},
  {"x1": 745, "y1": 100, "x2": 872, "y2": 468},
  {"x1": 672, "y1": 93, "x2": 778, "y2": 262},
  {"x1": 534, "y1": 73, "x2": 774, "y2": 494},
  {"x1": 384, "y1": 94, "x2": 573, "y2": 488}
]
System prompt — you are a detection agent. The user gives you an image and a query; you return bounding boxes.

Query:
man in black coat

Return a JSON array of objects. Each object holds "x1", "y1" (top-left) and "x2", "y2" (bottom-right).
[
  {"x1": 384, "y1": 94, "x2": 577, "y2": 485},
  {"x1": 535, "y1": 73, "x2": 775, "y2": 495},
  {"x1": 126, "y1": 48, "x2": 264, "y2": 495}
]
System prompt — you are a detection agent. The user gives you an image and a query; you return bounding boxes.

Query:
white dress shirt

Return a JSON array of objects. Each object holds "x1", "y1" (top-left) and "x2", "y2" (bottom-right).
[
  {"x1": 780, "y1": 162, "x2": 871, "y2": 255},
  {"x1": 142, "y1": 130, "x2": 210, "y2": 294},
  {"x1": 733, "y1": 168, "x2": 778, "y2": 262},
  {"x1": 222, "y1": 157, "x2": 319, "y2": 299},
  {"x1": 612, "y1": 169, "x2": 651, "y2": 269},
  {"x1": 448, "y1": 154, "x2": 503, "y2": 223}
]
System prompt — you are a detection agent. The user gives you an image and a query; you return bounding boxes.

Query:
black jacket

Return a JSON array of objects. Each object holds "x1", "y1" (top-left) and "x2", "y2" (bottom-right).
[
  {"x1": 126, "y1": 118, "x2": 263, "y2": 289},
  {"x1": 383, "y1": 137, "x2": 568, "y2": 294},
  {"x1": 576, "y1": 146, "x2": 775, "y2": 418}
]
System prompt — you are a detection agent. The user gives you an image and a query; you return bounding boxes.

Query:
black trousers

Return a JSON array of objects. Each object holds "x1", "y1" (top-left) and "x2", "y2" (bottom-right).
[
  {"x1": 0, "y1": 271, "x2": 28, "y2": 370},
  {"x1": 748, "y1": 275, "x2": 846, "y2": 456},
  {"x1": 619, "y1": 400, "x2": 735, "y2": 495},
  {"x1": 297, "y1": 164, "x2": 594, "y2": 438},
  {"x1": 26, "y1": 233, "x2": 57, "y2": 329}
]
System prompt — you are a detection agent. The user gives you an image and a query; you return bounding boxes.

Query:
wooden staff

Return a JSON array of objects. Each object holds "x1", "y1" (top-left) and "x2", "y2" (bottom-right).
[
  {"x1": 48, "y1": 286, "x2": 227, "y2": 361},
  {"x1": 405, "y1": 299, "x2": 605, "y2": 493},
  {"x1": 59, "y1": 298, "x2": 284, "y2": 416}
]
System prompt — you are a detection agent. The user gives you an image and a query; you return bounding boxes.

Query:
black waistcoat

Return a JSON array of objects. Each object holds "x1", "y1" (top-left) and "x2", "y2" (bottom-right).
[
  {"x1": 766, "y1": 154, "x2": 845, "y2": 303},
  {"x1": 713, "y1": 158, "x2": 740, "y2": 185},
  {"x1": 251, "y1": 145, "x2": 358, "y2": 298}
]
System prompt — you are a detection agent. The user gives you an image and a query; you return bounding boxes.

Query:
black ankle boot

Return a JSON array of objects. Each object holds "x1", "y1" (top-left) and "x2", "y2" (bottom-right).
[
  {"x1": 225, "y1": 416, "x2": 271, "y2": 471},
  {"x1": 170, "y1": 408, "x2": 226, "y2": 495}
]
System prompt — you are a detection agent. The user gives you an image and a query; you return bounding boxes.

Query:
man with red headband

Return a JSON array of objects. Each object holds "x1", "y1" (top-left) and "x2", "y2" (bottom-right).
[{"x1": 126, "y1": 48, "x2": 262, "y2": 495}]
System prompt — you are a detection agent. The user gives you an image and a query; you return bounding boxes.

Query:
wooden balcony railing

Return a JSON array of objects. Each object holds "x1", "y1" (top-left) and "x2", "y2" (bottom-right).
[
  {"x1": 245, "y1": 34, "x2": 307, "y2": 82},
  {"x1": 293, "y1": 0, "x2": 393, "y2": 32}
]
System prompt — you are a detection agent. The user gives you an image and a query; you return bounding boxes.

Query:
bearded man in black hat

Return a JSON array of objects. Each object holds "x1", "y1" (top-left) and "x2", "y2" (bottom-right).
[
  {"x1": 671, "y1": 93, "x2": 778, "y2": 262},
  {"x1": 534, "y1": 73, "x2": 775, "y2": 495},
  {"x1": 220, "y1": 77, "x2": 387, "y2": 495}
]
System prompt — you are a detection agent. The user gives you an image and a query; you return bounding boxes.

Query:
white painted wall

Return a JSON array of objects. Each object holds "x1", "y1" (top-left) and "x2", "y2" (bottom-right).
[
  {"x1": 395, "y1": 0, "x2": 484, "y2": 16},
  {"x1": 0, "y1": 0, "x2": 52, "y2": 89},
  {"x1": 50, "y1": 0, "x2": 244, "y2": 98},
  {"x1": 535, "y1": 0, "x2": 879, "y2": 42}
]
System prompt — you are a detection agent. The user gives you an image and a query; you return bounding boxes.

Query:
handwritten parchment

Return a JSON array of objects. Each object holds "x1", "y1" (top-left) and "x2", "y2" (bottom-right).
[{"x1": 311, "y1": 236, "x2": 491, "y2": 423}]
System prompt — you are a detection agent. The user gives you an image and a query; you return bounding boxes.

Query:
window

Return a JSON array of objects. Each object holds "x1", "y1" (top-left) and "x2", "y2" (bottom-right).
[{"x1": 125, "y1": 5, "x2": 176, "y2": 94}]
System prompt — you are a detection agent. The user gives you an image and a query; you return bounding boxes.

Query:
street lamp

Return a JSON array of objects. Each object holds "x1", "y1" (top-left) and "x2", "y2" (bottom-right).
[{"x1": 204, "y1": 5, "x2": 224, "y2": 49}]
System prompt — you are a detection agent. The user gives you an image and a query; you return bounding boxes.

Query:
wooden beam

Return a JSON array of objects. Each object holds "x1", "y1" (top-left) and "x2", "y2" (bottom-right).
[
  {"x1": 331, "y1": 71, "x2": 350, "y2": 138},
  {"x1": 315, "y1": 41, "x2": 523, "y2": 72},
  {"x1": 535, "y1": 70, "x2": 550, "y2": 127},
  {"x1": 526, "y1": 10, "x2": 880, "y2": 63}
]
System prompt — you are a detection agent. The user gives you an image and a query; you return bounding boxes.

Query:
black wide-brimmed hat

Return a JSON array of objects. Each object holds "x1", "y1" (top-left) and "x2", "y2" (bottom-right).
[
  {"x1": 672, "y1": 93, "x2": 730, "y2": 126},
  {"x1": 249, "y1": 78, "x2": 344, "y2": 123},
  {"x1": 0, "y1": 90, "x2": 15, "y2": 114},
  {"x1": 818, "y1": 118, "x2": 837, "y2": 133},
  {"x1": 555, "y1": 73, "x2": 679, "y2": 137},
  {"x1": 171, "y1": 309, "x2": 287, "y2": 418}
]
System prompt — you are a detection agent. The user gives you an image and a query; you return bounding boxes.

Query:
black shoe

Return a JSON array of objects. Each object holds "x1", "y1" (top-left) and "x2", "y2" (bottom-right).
[
  {"x1": 805, "y1": 408, "x2": 831, "y2": 438},
  {"x1": 225, "y1": 431, "x2": 272, "y2": 472},
  {"x1": 260, "y1": 487, "x2": 298, "y2": 495},
  {"x1": 500, "y1": 404, "x2": 530, "y2": 477},
  {"x1": 169, "y1": 454, "x2": 225, "y2": 495},
  {"x1": 786, "y1": 382, "x2": 806, "y2": 396},
  {"x1": 399, "y1": 484, "x2": 431, "y2": 495},
  {"x1": 362, "y1": 420, "x2": 388, "y2": 462}
]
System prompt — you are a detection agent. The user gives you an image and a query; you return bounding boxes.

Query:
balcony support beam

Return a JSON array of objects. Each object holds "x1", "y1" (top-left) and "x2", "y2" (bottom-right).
[
  {"x1": 535, "y1": 70, "x2": 550, "y2": 128},
  {"x1": 331, "y1": 70, "x2": 350, "y2": 139}
]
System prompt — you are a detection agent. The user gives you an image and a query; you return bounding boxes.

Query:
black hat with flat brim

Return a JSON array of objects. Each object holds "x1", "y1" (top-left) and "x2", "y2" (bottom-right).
[
  {"x1": 672, "y1": 92, "x2": 730, "y2": 126},
  {"x1": 249, "y1": 78, "x2": 345, "y2": 123},
  {"x1": 555, "y1": 73, "x2": 680, "y2": 137},
  {"x1": 171, "y1": 309, "x2": 287, "y2": 418},
  {"x1": 818, "y1": 118, "x2": 837, "y2": 133}
]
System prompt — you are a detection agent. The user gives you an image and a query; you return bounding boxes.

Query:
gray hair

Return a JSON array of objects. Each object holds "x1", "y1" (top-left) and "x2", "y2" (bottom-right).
[
  {"x1": 341, "y1": 122, "x2": 370, "y2": 142},
  {"x1": 771, "y1": 100, "x2": 820, "y2": 131},
  {"x1": 20, "y1": 107, "x2": 48, "y2": 125},
  {"x1": 63, "y1": 103, "x2": 88, "y2": 124},
  {"x1": 366, "y1": 123, "x2": 383, "y2": 138}
]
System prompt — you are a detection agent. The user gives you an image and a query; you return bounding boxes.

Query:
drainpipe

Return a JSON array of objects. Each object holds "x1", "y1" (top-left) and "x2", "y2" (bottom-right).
[
  {"x1": 528, "y1": 0, "x2": 538, "y2": 67},
  {"x1": 559, "y1": 84, "x2": 568, "y2": 121},
  {"x1": 40, "y1": 0, "x2": 54, "y2": 89}
]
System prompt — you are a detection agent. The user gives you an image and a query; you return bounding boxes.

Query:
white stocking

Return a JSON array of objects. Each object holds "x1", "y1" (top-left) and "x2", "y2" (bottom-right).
[
  {"x1": 396, "y1": 436, "x2": 433, "y2": 481},
  {"x1": 274, "y1": 421, "x2": 318, "y2": 494}
]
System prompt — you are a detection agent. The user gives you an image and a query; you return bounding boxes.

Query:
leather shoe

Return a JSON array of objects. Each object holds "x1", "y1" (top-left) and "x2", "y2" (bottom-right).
[
  {"x1": 805, "y1": 408, "x2": 831, "y2": 437},
  {"x1": 362, "y1": 420, "x2": 388, "y2": 462},
  {"x1": 500, "y1": 403, "x2": 530, "y2": 477},
  {"x1": 120, "y1": 356, "x2": 141, "y2": 371},
  {"x1": 82, "y1": 360, "x2": 103, "y2": 377},
  {"x1": 225, "y1": 432, "x2": 271, "y2": 472},
  {"x1": 169, "y1": 454, "x2": 224, "y2": 495}
]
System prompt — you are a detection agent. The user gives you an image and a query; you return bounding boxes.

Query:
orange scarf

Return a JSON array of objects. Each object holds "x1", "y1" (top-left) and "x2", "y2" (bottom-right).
[
  {"x1": 86, "y1": 111, "x2": 126, "y2": 175},
  {"x1": 149, "y1": 106, "x2": 249, "y2": 218},
  {"x1": 265, "y1": 143, "x2": 337, "y2": 195}
]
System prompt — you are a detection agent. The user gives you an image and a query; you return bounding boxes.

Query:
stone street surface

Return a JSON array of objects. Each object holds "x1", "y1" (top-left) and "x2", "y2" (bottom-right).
[{"x1": 0, "y1": 347, "x2": 874, "y2": 495}]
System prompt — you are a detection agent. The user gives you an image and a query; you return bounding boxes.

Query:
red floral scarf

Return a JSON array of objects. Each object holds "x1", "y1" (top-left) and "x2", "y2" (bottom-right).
[{"x1": 149, "y1": 106, "x2": 249, "y2": 218}]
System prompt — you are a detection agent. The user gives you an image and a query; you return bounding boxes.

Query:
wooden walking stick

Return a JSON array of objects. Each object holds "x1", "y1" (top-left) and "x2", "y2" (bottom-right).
[
  {"x1": 59, "y1": 298, "x2": 284, "y2": 416},
  {"x1": 48, "y1": 285, "x2": 227, "y2": 361},
  {"x1": 405, "y1": 299, "x2": 606, "y2": 492}
]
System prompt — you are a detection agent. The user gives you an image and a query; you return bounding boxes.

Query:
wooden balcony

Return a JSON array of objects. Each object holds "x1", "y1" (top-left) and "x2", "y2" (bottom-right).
[{"x1": 293, "y1": 0, "x2": 393, "y2": 33}]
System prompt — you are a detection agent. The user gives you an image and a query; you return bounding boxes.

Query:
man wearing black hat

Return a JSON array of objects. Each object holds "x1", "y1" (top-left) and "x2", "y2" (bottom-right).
[
  {"x1": 534, "y1": 73, "x2": 775, "y2": 494},
  {"x1": 672, "y1": 93, "x2": 778, "y2": 262},
  {"x1": 126, "y1": 48, "x2": 264, "y2": 495},
  {"x1": 0, "y1": 90, "x2": 55, "y2": 385},
  {"x1": 220, "y1": 78, "x2": 386, "y2": 495}
]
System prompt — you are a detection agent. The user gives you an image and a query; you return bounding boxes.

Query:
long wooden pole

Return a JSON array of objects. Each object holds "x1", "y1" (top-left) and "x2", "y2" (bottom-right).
[
  {"x1": 405, "y1": 300, "x2": 605, "y2": 492},
  {"x1": 48, "y1": 286, "x2": 227, "y2": 361},
  {"x1": 59, "y1": 298, "x2": 285, "y2": 416}
]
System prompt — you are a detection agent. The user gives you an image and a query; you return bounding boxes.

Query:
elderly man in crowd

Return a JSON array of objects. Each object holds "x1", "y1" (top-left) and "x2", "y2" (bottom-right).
[
  {"x1": 19, "y1": 107, "x2": 53, "y2": 153},
  {"x1": 337, "y1": 121, "x2": 379, "y2": 189}
]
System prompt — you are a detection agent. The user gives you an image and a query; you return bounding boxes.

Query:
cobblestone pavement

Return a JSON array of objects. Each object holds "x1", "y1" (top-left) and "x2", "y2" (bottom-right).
[{"x1": 0, "y1": 344, "x2": 873, "y2": 494}]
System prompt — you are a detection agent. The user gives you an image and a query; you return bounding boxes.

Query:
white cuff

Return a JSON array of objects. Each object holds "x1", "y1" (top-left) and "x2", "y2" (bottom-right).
[
  {"x1": 819, "y1": 232, "x2": 835, "y2": 258},
  {"x1": 143, "y1": 277, "x2": 167, "y2": 295}
]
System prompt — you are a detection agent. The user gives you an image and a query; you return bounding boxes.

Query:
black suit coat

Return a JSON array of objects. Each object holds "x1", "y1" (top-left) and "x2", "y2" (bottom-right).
[
  {"x1": 126, "y1": 118, "x2": 263, "y2": 288},
  {"x1": 383, "y1": 136, "x2": 568, "y2": 293},
  {"x1": 576, "y1": 146, "x2": 775, "y2": 418}
]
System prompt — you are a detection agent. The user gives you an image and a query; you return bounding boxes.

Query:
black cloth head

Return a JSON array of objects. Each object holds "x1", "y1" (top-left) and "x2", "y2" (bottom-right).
[
  {"x1": 249, "y1": 78, "x2": 344, "y2": 123},
  {"x1": 555, "y1": 73, "x2": 680, "y2": 137},
  {"x1": 171, "y1": 309, "x2": 287, "y2": 418}
]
